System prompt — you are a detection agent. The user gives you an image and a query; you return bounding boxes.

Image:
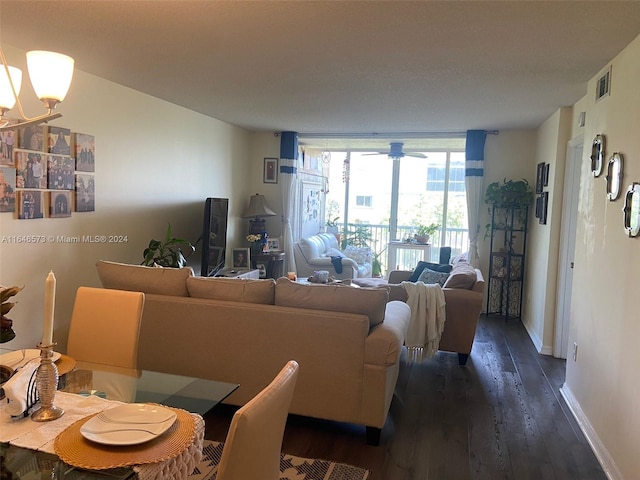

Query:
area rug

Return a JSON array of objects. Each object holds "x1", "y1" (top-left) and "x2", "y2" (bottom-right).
[{"x1": 188, "y1": 440, "x2": 370, "y2": 480}]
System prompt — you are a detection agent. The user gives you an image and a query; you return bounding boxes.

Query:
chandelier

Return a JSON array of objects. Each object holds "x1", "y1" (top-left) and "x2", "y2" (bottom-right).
[{"x1": 0, "y1": 47, "x2": 74, "y2": 132}]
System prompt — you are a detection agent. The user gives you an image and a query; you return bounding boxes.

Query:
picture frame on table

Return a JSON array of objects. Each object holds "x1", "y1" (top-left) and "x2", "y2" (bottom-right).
[
  {"x1": 266, "y1": 238, "x2": 280, "y2": 252},
  {"x1": 256, "y1": 263, "x2": 267, "y2": 279},
  {"x1": 263, "y1": 157, "x2": 278, "y2": 184},
  {"x1": 232, "y1": 248, "x2": 251, "y2": 268}
]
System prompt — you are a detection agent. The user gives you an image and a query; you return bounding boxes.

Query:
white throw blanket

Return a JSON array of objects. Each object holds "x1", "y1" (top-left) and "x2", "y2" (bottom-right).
[{"x1": 402, "y1": 281, "x2": 446, "y2": 361}]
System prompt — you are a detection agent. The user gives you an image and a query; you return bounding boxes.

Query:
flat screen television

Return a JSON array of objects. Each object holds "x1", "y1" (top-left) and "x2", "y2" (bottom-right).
[{"x1": 201, "y1": 197, "x2": 228, "y2": 276}]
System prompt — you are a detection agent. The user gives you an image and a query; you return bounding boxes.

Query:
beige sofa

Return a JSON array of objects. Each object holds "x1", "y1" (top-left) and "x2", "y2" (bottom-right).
[
  {"x1": 95, "y1": 260, "x2": 410, "y2": 445},
  {"x1": 293, "y1": 233, "x2": 372, "y2": 280},
  {"x1": 354, "y1": 262, "x2": 485, "y2": 365}
]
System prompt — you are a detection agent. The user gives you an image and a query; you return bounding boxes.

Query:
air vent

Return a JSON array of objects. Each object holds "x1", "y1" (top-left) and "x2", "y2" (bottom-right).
[{"x1": 596, "y1": 66, "x2": 611, "y2": 101}]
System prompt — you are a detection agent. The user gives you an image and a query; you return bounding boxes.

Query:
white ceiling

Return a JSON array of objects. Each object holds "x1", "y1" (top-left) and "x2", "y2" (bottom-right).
[{"x1": 2, "y1": 0, "x2": 640, "y2": 149}]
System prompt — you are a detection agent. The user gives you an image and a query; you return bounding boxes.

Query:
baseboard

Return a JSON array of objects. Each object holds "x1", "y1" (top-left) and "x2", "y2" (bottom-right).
[
  {"x1": 521, "y1": 318, "x2": 553, "y2": 354},
  {"x1": 559, "y1": 384, "x2": 622, "y2": 480}
]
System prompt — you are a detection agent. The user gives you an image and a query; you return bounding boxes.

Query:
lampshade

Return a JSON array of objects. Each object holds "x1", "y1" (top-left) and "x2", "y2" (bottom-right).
[
  {"x1": 242, "y1": 194, "x2": 277, "y2": 218},
  {"x1": 0, "y1": 65, "x2": 22, "y2": 111},
  {"x1": 26, "y1": 50, "x2": 74, "y2": 107}
]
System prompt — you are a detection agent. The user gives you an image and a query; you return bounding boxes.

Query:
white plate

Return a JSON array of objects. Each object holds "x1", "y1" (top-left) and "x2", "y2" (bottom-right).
[
  {"x1": 80, "y1": 404, "x2": 177, "y2": 446},
  {"x1": 0, "y1": 349, "x2": 61, "y2": 368}
]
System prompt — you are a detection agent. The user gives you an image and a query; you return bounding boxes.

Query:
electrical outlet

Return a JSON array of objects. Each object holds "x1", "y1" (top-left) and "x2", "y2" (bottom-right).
[{"x1": 573, "y1": 342, "x2": 578, "y2": 361}]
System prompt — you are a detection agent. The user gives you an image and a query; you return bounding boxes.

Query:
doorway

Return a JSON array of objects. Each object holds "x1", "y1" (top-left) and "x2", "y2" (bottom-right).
[{"x1": 554, "y1": 136, "x2": 583, "y2": 358}]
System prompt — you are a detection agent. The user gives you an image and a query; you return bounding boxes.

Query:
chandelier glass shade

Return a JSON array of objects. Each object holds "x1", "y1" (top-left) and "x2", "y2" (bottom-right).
[{"x1": 0, "y1": 48, "x2": 74, "y2": 132}]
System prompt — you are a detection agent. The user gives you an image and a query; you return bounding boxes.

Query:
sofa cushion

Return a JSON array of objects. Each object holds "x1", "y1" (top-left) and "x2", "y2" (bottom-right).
[
  {"x1": 417, "y1": 268, "x2": 449, "y2": 286},
  {"x1": 274, "y1": 277, "x2": 388, "y2": 326},
  {"x1": 442, "y1": 261, "x2": 477, "y2": 289},
  {"x1": 351, "y1": 278, "x2": 408, "y2": 303},
  {"x1": 186, "y1": 276, "x2": 276, "y2": 304},
  {"x1": 96, "y1": 260, "x2": 193, "y2": 296},
  {"x1": 343, "y1": 245, "x2": 372, "y2": 265},
  {"x1": 408, "y1": 260, "x2": 453, "y2": 282}
]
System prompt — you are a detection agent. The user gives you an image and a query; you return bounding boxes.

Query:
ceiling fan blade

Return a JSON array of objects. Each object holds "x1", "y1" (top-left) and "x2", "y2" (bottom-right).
[
  {"x1": 362, "y1": 152, "x2": 387, "y2": 156},
  {"x1": 406, "y1": 152, "x2": 427, "y2": 158}
]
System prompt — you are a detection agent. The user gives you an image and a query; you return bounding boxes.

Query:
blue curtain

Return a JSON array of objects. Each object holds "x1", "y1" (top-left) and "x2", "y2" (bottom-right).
[
  {"x1": 465, "y1": 130, "x2": 487, "y2": 268},
  {"x1": 280, "y1": 132, "x2": 299, "y2": 272}
]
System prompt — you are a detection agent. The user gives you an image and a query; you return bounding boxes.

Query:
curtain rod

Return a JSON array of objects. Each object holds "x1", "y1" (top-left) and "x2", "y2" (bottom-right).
[{"x1": 291, "y1": 130, "x2": 499, "y2": 139}]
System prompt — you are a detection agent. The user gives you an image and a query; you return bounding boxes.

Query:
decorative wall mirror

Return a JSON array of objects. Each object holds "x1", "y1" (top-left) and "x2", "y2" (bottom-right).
[
  {"x1": 606, "y1": 153, "x2": 624, "y2": 201},
  {"x1": 622, "y1": 183, "x2": 640, "y2": 237},
  {"x1": 590, "y1": 134, "x2": 605, "y2": 177}
]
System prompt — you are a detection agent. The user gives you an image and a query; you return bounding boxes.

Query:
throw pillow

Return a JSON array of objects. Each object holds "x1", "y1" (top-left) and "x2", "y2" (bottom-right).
[
  {"x1": 442, "y1": 261, "x2": 477, "y2": 289},
  {"x1": 274, "y1": 277, "x2": 388, "y2": 327},
  {"x1": 186, "y1": 277, "x2": 276, "y2": 304},
  {"x1": 408, "y1": 261, "x2": 453, "y2": 282},
  {"x1": 96, "y1": 260, "x2": 193, "y2": 296},
  {"x1": 343, "y1": 245, "x2": 372, "y2": 265},
  {"x1": 416, "y1": 267, "x2": 449, "y2": 287}
]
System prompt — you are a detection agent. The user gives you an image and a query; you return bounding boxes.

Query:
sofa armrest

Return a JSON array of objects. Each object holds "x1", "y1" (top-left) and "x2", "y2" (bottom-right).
[
  {"x1": 439, "y1": 287, "x2": 484, "y2": 355},
  {"x1": 364, "y1": 301, "x2": 411, "y2": 366},
  {"x1": 388, "y1": 270, "x2": 412, "y2": 284}
]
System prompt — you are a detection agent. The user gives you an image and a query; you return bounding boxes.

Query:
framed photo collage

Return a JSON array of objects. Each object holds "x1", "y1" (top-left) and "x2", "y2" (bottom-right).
[{"x1": 0, "y1": 125, "x2": 95, "y2": 219}]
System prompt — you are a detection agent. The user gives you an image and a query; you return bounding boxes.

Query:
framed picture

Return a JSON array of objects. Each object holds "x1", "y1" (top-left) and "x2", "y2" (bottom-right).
[
  {"x1": 18, "y1": 190, "x2": 44, "y2": 219},
  {"x1": 47, "y1": 154, "x2": 75, "y2": 190},
  {"x1": 536, "y1": 162, "x2": 545, "y2": 194},
  {"x1": 256, "y1": 263, "x2": 267, "y2": 279},
  {"x1": 0, "y1": 130, "x2": 16, "y2": 166},
  {"x1": 15, "y1": 151, "x2": 47, "y2": 189},
  {"x1": 44, "y1": 126, "x2": 71, "y2": 155},
  {"x1": 539, "y1": 192, "x2": 548, "y2": 225},
  {"x1": 49, "y1": 191, "x2": 72, "y2": 218},
  {"x1": 266, "y1": 238, "x2": 280, "y2": 252},
  {"x1": 263, "y1": 157, "x2": 278, "y2": 184},
  {"x1": 75, "y1": 174, "x2": 95, "y2": 212},
  {"x1": 232, "y1": 248, "x2": 250, "y2": 269},
  {"x1": 73, "y1": 132, "x2": 95, "y2": 172},
  {"x1": 543, "y1": 163, "x2": 550, "y2": 187},
  {"x1": 0, "y1": 167, "x2": 16, "y2": 213}
]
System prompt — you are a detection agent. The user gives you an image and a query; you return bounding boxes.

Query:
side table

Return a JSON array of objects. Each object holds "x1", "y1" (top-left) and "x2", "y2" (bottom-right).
[{"x1": 252, "y1": 252, "x2": 286, "y2": 279}]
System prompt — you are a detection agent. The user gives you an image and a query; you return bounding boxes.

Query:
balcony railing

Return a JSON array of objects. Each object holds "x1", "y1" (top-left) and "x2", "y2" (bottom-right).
[{"x1": 344, "y1": 223, "x2": 469, "y2": 275}]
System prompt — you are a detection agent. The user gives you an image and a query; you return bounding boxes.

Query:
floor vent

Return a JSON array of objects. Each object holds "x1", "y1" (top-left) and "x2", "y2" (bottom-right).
[{"x1": 596, "y1": 66, "x2": 611, "y2": 101}]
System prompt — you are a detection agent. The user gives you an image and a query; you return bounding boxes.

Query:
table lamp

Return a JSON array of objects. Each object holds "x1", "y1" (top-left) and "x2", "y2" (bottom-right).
[{"x1": 242, "y1": 194, "x2": 277, "y2": 235}]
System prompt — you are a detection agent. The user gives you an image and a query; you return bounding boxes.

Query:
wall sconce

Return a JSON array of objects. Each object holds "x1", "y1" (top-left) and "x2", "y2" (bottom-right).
[
  {"x1": 242, "y1": 194, "x2": 277, "y2": 235},
  {"x1": 0, "y1": 48, "x2": 74, "y2": 132}
]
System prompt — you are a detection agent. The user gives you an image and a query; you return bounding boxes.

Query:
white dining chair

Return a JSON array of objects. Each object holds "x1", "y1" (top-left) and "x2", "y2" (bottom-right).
[
  {"x1": 216, "y1": 360, "x2": 299, "y2": 480},
  {"x1": 66, "y1": 286, "x2": 145, "y2": 369}
]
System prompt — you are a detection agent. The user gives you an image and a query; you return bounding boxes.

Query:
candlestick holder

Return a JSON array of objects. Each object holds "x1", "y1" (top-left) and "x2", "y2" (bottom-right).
[{"x1": 31, "y1": 343, "x2": 64, "y2": 422}]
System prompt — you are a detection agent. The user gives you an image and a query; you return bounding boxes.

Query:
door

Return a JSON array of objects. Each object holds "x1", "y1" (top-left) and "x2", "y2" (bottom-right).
[{"x1": 554, "y1": 136, "x2": 582, "y2": 358}]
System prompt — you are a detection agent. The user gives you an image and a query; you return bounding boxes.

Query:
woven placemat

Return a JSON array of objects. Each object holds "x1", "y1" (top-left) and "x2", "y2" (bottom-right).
[{"x1": 54, "y1": 406, "x2": 195, "y2": 470}]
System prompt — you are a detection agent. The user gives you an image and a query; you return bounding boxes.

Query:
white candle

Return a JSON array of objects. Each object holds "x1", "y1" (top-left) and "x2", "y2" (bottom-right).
[{"x1": 42, "y1": 271, "x2": 56, "y2": 345}]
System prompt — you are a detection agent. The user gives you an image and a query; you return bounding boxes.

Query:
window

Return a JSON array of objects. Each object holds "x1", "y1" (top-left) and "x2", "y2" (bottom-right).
[
  {"x1": 321, "y1": 139, "x2": 467, "y2": 271},
  {"x1": 355, "y1": 195, "x2": 372, "y2": 207}
]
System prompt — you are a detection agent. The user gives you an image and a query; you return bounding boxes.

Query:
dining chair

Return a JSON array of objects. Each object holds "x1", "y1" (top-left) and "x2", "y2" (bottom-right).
[
  {"x1": 66, "y1": 286, "x2": 145, "y2": 369},
  {"x1": 216, "y1": 360, "x2": 299, "y2": 480}
]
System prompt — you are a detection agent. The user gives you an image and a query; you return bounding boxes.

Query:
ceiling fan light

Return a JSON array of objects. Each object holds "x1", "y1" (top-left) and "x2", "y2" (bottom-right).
[
  {"x1": 0, "y1": 65, "x2": 22, "y2": 111},
  {"x1": 26, "y1": 50, "x2": 74, "y2": 106}
]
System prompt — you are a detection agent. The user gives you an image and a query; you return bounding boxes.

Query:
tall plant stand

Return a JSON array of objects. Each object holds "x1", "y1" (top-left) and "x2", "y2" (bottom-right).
[{"x1": 486, "y1": 204, "x2": 528, "y2": 320}]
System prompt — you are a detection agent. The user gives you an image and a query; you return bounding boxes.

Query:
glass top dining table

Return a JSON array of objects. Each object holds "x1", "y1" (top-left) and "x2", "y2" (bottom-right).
[{"x1": 1, "y1": 360, "x2": 239, "y2": 479}]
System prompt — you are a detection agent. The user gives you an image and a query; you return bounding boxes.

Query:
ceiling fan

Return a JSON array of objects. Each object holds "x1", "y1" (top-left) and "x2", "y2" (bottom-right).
[{"x1": 366, "y1": 142, "x2": 427, "y2": 159}]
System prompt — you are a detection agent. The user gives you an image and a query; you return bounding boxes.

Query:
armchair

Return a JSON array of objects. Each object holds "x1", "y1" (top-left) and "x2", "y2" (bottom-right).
[{"x1": 293, "y1": 233, "x2": 372, "y2": 280}]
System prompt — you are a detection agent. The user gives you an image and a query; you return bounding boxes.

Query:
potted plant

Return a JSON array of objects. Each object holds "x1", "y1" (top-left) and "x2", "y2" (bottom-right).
[
  {"x1": 142, "y1": 223, "x2": 195, "y2": 268},
  {"x1": 1, "y1": 284, "x2": 23, "y2": 382},
  {"x1": 371, "y1": 247, "x2": 387, "y2": 277},
  {"x1": 326, "y1": 216, "x2": 340, "y2": 234},
  {"x1": 484, "y1": 178, "x2": 533, "y2": 206},
  {"x1": 414, "y1": 223, "x2": 440, "y2": 244}
]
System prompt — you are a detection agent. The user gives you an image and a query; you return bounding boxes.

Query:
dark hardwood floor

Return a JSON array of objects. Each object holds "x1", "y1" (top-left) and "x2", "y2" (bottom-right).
[{"x1": 203, "y1": 315, "x2": 606, "y2": 479}]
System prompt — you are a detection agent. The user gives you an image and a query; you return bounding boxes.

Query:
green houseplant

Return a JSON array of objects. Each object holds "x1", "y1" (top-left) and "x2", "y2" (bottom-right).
[
  {"x1": 1, "y1": 285, "x2": 22, "y2": 344},
  {"x1": 414, "y1": 223, "x2": 440, "y2": 244},
  {"x1": 142, "y1": 223, "x2": 195, "y2": 268},
  {"x1": 484, "y1": 178, "x2": 533, "y2": 206}
]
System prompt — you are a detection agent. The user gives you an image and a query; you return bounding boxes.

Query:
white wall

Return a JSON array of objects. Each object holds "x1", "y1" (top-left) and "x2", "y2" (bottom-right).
[
  {"x1": 561, "y1": 33, "x2": 640, "y2": 480},
  {"x1": 523, "y1": 108, "x2": 573, "y2": 354},
  {"x1": 0, "y1": 46, "x2": 251, "y2": 352}
]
